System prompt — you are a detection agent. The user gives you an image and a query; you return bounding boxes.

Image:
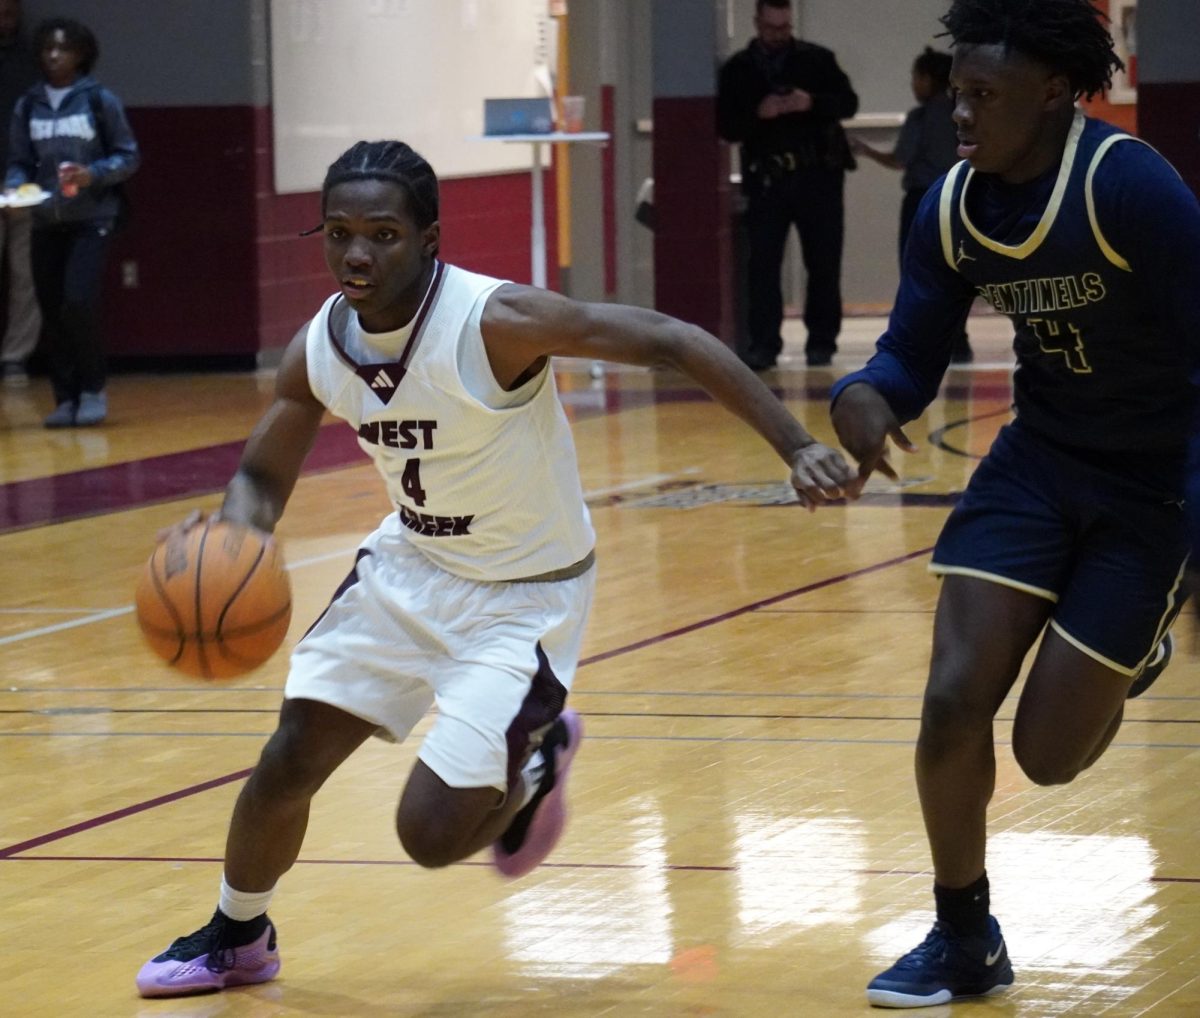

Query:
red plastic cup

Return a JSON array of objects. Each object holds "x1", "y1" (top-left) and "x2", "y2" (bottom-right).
[{"x1": 58, "y1": 162, "x2": 81, "y2": 198}]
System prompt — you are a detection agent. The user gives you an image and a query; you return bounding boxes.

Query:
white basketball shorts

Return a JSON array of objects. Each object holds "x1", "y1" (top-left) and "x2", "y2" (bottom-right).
[{"x1": 284, "y1": 517, "x2": 596, "y2": 792}]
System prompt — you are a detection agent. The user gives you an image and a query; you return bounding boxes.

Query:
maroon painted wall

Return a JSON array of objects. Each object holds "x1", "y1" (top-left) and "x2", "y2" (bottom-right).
[
  {"x1": 103, "y1": 105, "x2": 558, "y2": 361},
  {"x1": 651, "y1": 95, "x2": 734, "y2": 341},
  {"x1": 102, "y1": 106, "x2": 258, "y2": 358},
  {"x1": 1138, "y1": 82, "x2": 1200, "y2": 197}
]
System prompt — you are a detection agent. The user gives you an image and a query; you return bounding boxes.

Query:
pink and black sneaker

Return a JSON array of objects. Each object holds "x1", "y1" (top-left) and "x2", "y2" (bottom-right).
[
  {"x1": 492, "y1": 709, "x2": 583, "y2": 878},
  {"x1": 136, "y1": 910, "x2": 280, "y2": 998}
]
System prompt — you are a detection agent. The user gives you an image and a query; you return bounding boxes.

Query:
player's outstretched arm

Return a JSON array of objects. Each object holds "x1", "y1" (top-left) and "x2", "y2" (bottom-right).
[
  {"x1": 221, "y1": 324, "x2": 326, "y2": 533},
  {"x1": 481, "y1": 284, "x2": 857, "y2": 509}
]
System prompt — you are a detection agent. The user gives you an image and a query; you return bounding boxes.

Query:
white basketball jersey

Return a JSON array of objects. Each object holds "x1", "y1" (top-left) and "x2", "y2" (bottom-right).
[{"x1": 304, "y1": 262, "x2": 595, "y2": 581}]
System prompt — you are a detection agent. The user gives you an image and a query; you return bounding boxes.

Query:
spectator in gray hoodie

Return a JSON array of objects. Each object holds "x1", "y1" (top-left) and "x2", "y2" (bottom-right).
[{"x1": 6, "y1": 17, "x2": 139, "y2": 427}]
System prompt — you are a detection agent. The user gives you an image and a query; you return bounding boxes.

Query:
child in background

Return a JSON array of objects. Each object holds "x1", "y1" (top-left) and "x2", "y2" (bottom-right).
[{"x1": 851, "y1": 47, "x2": 972, "y2": 363}]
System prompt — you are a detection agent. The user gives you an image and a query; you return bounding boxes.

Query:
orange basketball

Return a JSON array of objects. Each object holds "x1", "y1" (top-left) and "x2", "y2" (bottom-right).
[{"x1": 135, "y1": 518, "x2": 293, "y2": 679}]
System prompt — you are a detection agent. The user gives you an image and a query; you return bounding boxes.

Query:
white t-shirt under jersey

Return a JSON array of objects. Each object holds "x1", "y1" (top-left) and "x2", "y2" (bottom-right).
[{"x1": 304, "y1": 261, "x2": 595, "y2": 582}]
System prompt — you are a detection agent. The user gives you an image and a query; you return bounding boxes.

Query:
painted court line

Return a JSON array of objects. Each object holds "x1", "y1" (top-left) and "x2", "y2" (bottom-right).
[
  {"x1": 6, "y1": 854, "x2": 736, "y2": 873},
  {"x1": 10, "y1": 854, "x2": 1198, "y2": 884},
  {"x1": 0, "y1": 768, "x2": 253, "y2": 859},
  {"x1": 0, "y1": 546, "x2": 356, "y2": 648},
  {"x1": 3, "y1": 732, "x2": 1195, "y2": 752},
  {"x1": 11, "y1": 685, "x2": 1200, "y2": 702},
  {"x1": 0, "y1": 607, "x2": 135, "y2": 646},
  {"x1": 583, "y1": 468, "x2": 701, "y2": 500},
  {"x1": 0, "y1": 472, "x2": 695, "y2": 649},
  {"x1": 0, "y1": 607, "x2": 125, "y2": 615},
  {"x1": 580, "y1": 545, "x2": 935, "y2": 666},
  {"x1": 0, "y1": 545, "x2": 934, "y2": 859}
]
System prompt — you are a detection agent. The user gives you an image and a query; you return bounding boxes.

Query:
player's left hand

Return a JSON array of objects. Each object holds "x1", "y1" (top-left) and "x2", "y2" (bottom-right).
[{"x1": 790, "y1": 442, "x2": 858, "y2": 512}]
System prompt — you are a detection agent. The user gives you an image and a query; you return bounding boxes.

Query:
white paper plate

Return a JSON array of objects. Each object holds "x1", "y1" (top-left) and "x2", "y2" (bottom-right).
[{"x1": 2, "y1": 190, "x2": 51, "y2": 208}]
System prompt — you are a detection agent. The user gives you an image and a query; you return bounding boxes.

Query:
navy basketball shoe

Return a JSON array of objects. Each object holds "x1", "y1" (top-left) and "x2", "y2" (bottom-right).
[
  {"x1": 1127, "y1": 632, "x2": 1173, "y2": 699},
  {"x1": 866, "y1": 916, "x2": 1013, "y2": 1008}
]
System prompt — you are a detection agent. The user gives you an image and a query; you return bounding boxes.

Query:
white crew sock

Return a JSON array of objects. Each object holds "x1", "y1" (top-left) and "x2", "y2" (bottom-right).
[{"x1": 219, "y1": 875, "x2": 276, "y2": 922}]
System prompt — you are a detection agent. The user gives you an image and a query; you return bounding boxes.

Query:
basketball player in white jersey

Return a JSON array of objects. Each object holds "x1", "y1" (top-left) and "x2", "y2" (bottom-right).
[{"x1": 136, "y1": 139, "x2": 858, "y2": 998}]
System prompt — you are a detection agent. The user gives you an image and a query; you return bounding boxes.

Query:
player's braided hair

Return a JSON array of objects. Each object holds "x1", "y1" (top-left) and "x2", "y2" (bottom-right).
[
  {"x1": 939, "y1": 0, "x2": 1123, "y2": 100},
  {"x1": 320, "y1": 140, "x2": 440, "y2": 228}
]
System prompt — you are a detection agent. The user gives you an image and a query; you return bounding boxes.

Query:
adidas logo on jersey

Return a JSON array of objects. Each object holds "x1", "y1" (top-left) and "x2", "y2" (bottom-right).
[
  {"x1": 358, "y1": 364, "x2": 402, "y2": 403},
  {"x1": 355, "y1": 364, "x2": 405, "y2": 403}
]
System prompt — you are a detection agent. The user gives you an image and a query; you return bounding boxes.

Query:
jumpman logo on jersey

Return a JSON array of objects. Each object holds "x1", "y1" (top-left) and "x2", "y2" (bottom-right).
[{"x1": 956, "y1": 241, "x2": 976, "y2": 266}]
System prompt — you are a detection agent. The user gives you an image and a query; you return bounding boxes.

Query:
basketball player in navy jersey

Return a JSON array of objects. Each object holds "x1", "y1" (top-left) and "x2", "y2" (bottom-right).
[
  {"x1": 135, "y1": 140, "x2": 857, "y2": 998},
  {"x1": 829, "y1": 0, "x2": 1200, "y2": 1007}
]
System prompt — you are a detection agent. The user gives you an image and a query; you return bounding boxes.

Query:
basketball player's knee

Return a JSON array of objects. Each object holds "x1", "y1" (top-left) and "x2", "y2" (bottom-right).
[
  {"x1": 1012, "y1": 741, "x2": 1083, "y2": 787},
  {"x1": 254, "y1": 727, "x2": 336, "y2": 799},
  {"x1": 396, "y1": 813, "x2": 460, "y2": 869},
  {"x1": 919, "y1": 684, "x2": 991, "y2": 750}
]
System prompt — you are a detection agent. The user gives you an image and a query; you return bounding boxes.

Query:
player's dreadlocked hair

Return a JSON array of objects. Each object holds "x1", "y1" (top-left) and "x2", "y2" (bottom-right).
[
  {"x1": 939, "y1": 0, "x2": 1123, "y2": 100},
  {"x1": 320, "y1": 141, "x2": 440, "y2": 228}
]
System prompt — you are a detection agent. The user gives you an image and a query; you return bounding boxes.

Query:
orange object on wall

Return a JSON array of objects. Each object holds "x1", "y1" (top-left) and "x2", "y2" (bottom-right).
[{"x1": 1080, "y1": 0, "x2": 1137, "y2": 134}]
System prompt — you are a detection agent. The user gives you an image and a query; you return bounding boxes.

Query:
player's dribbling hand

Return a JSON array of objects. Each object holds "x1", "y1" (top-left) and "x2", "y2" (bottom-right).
[
  {"x1": 830, "y1": 382, "x2": 917, "y2": 487},
  {"x1": 155, "y1": 509, "x2": 209, "y2": 545},
  {"x1": 790, "y1": 442, "x2": 858, "y2": 512}
]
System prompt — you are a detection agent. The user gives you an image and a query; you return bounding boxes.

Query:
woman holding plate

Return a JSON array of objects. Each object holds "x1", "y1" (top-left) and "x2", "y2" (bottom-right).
[{"x1": 5, "y1": 16, "x2": 139, "y2": 427}]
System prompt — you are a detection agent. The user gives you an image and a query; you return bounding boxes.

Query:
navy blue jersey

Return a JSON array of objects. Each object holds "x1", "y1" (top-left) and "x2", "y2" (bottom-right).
[{"x1": 833, "y1": 114, "x2": 1200, "y2": 485}]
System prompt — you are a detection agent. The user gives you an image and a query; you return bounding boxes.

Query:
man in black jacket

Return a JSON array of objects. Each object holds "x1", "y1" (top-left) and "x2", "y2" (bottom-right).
[{"x1": 718, "y1": 0, "x2": 858, "y2": 369}]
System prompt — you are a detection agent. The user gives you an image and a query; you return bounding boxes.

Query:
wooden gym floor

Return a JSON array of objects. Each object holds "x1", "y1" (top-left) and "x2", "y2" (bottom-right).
[{"x1": 1, "y1": 315, "x2": 1197, "y2": 1017}]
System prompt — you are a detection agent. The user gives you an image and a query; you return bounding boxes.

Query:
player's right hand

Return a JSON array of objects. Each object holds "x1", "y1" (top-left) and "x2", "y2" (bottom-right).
[
  {"x1": 155, "y1": 509, "x2": 209, "y2": 545},
  {"x1": 830, "y1": 382, "x2": 917, "y2": 486}
]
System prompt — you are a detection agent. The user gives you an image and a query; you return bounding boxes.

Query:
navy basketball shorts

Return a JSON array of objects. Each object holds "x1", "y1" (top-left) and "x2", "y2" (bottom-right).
[{"x1": 930, "y1": 421, "x2": 1189, "y2": 676}]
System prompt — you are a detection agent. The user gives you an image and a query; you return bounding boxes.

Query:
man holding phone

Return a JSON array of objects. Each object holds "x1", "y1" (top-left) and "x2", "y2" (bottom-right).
[{"x1": 717, "y1": 0, "x2": 858, "y2": 370}]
